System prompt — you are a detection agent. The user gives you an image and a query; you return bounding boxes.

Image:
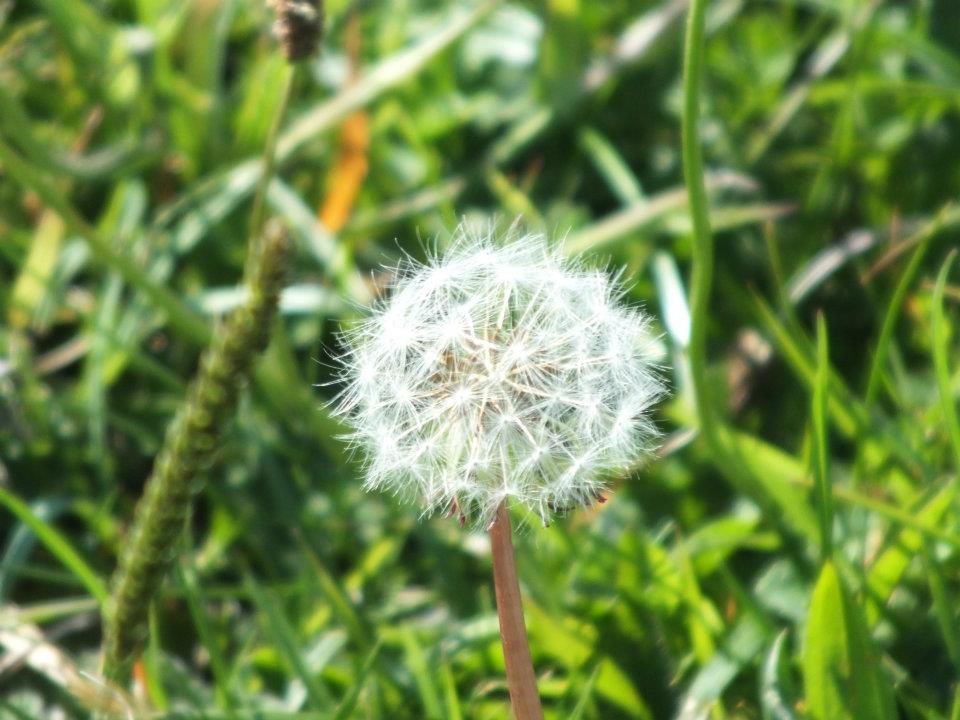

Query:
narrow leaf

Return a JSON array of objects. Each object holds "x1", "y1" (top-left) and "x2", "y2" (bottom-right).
[
  {"x1": 811, "y1": 313, "x2": 833, "y2": 559},
  {"x1": 803, "y1": 562, "x2": 895, "y2": 720}
]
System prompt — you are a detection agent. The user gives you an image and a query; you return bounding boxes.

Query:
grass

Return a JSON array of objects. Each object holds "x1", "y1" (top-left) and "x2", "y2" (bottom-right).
[{"x1": 1, "y1": 0, "x2": 960, "y2": 718}]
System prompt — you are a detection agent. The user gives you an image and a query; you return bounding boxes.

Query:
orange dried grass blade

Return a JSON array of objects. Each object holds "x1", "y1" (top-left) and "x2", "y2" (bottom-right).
[
  {"x1": 318, "y1": 12, "x2": 369, "y2": 232},
  {"x1": 319, "y1": 110, "x2": 369, "y2": 231}
]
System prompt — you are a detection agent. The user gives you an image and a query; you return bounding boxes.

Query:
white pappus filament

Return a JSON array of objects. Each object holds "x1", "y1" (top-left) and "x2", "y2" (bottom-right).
[{"x1": 334, "y1": 227, "x2": 665, "y2": 526}]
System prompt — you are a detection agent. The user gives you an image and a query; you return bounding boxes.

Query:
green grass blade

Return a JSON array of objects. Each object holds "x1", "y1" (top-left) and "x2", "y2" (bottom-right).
[
  {"x1": 0, "y1": 487, "x2": 106, "y2": 605},
  {"x1": 401, "y1": 627, "x2": 443, "y2": 718},
  {"x1": 721, "y1": 428, "x2": 821, "y2": 545},
  {"x1": 864, "y1": 204, "x2": 958, "y2": 403},
  {"x1": 760, "y1": 631, "x2": 800, "y2": 720},
  {"x1": 577, "y1": 127, "x2": 644, "y2": 205},
  {"x1": 812, "y1": 313, "x2": 833, "y2": 559},
  {"x1": 179, "y1": 563, "x2": 237, "y2": 710},
  {"x1": 246, "y1": 575, "x2": 333, "y2": 710},
  {"x1": 276, "y1": 1, "x2": 498, "y2": 159},
  {"x1": 836, "y1": 480, "x2": 960, "y2": 551},
  {"x1": 921, "y1": 538, "x2": 960, "y2": 674},
  {"x1": 567, "y1": 662, "x2": 602, "y2": 720},
  {"x1": 332, "y1": 639, "x2": 383, "y2": 720},
  {"x1": 0, "y1": 137, "x2": 211, "y2": 345},
  {"x1": 931, "y1": 249, "x2": 960, "y2": 470},
  {"x1": 440, "y1": 659, "x2": 463, "y2": 720},
  {"x1": 864, "y1": 481, "x2": 958, "y2": 626},
  {"x1": 564, "y1": 173, "x2": 754, "y2": 256},
  {"x1": 158, "y1": 1, "x2": 499, "y2": 238},
  {"x1": 295, "y1": 533, "x2": 371, "y2": 652},
  {"x1": 751, "y1": 291, "x2": 858, "y2": 437},
  {"x1": 0, "y1": 495, "x2": 67, "y2": 601},
  {"x1": 803, "y1": 562, "x2": 896, "y2": 720}
]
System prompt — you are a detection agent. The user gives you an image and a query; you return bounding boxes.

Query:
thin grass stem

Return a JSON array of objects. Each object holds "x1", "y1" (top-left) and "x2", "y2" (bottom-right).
[
  {"x1": 246, "y1": 64, "x2": 296, "y2": 273},
  {"x1": 681, "y1": 0, "x2": 723, "y2": 458}
]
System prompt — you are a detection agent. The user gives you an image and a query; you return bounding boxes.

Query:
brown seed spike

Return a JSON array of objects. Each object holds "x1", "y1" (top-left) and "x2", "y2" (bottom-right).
[{"x1": 269, "y1": 0, "x2": 324, "y2": 62}]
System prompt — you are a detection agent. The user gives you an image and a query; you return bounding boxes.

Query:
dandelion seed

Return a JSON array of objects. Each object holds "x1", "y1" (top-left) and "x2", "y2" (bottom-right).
[{"x1": 334, "y1": 226, "x2": 665, "y2": 526}]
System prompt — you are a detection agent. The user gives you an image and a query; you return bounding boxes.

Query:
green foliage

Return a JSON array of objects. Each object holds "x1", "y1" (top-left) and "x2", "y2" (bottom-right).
[
  {"x1": 1, "y1": 0, "x2": 960, "y2": 718},
  {"x1": 803, "y1": 562, "x2": 895, "y2": 720}
]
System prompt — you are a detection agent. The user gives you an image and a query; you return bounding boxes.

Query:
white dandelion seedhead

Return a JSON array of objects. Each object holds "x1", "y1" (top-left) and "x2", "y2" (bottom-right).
[{"x1": 334, "y1": 227, "x2": 665, "y2": 526}]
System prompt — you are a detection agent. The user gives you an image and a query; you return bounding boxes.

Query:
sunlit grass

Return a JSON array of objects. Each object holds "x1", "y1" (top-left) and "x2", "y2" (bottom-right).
[{"x1": 1, "y1": 1, "x2": 959, "y2": 718}]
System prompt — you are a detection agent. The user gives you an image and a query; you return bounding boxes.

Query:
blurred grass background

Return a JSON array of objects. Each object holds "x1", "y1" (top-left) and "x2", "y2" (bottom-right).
[{"x1": 1, "y1": 0, "x2": 960, "y2": 717}]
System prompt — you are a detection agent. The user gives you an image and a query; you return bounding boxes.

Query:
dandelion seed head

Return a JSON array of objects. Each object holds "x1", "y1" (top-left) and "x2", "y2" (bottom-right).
[{"x1": 334, "y1": 227, "x2": 665, "y2": 526}]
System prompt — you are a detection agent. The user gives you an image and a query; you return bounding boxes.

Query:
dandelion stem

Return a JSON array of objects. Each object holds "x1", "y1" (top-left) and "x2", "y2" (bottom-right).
[{"x1": 489, "y1": 500, "x2": 544, "y2": 720}]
